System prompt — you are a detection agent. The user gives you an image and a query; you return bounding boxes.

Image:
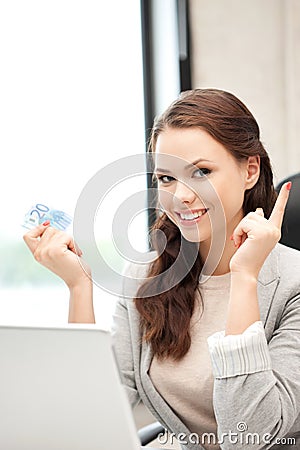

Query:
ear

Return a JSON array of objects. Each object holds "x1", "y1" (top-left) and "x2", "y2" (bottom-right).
[{"x1": 245, "y1": 155, "x2": 260, "y2": 190}]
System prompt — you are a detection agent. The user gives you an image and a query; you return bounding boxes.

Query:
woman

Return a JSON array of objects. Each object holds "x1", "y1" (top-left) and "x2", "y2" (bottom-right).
[{"x1": 24, "y1": 89, "x2": 300, "y2": 449}]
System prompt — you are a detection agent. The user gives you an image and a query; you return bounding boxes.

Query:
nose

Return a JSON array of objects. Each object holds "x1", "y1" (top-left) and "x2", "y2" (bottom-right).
[{"x1": 174, "y1": 180, "x2": 197, "y2": 204}]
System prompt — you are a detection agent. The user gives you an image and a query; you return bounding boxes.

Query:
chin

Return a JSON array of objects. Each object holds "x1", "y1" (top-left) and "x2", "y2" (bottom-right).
[{"x1": 179, "y1": 228, "x2": 206, "y2": 243}]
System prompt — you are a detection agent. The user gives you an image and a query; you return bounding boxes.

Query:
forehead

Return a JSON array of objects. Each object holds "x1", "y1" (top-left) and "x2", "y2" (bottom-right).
[{"x1": 154, "y1": 127, "x2": 230, "y2": 166}]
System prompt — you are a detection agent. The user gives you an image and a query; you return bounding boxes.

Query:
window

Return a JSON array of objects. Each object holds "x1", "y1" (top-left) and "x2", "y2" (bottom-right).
[{"x1": 0, "y1": 1, "x2": 146, "y2": 327}]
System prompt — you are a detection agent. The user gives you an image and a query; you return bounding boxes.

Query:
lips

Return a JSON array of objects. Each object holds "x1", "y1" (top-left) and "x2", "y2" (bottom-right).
[{"x1": 175, "y1": 208, "x2": 209, "y2": 226}]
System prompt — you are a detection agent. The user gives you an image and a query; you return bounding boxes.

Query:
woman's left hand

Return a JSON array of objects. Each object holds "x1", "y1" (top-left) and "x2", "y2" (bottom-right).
[{"x1": 229, "y1": 182, "x2": 291, "y2": 278}]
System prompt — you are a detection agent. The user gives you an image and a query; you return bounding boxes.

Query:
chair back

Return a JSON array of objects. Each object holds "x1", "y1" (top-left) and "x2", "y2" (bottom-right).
[{"x1": 275, "y1": 172, "x2": 300, "y2": 251}]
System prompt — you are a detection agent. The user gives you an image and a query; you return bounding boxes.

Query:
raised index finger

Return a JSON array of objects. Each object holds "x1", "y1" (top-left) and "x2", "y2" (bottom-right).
[{"x1": 268, "y1": 181, "x2": 292, "y2": 228}]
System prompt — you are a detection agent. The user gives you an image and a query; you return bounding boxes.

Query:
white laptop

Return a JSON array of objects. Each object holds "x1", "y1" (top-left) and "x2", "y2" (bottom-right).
[{"x1": 0, "y1": 324, "x2": 143, "y2": 450}]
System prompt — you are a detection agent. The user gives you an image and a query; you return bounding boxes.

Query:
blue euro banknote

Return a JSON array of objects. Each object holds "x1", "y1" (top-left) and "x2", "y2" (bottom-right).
[{"x1": 23, "y1": 203, "x2": 72, "y2": 231}]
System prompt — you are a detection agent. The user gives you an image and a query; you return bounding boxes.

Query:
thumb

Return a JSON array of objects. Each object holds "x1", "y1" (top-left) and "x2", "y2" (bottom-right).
[
  {"x1": 23, "y1": 222, "x2": 50, "y2": 254},
  {"x1": 255, "y1": 207, "x2": 264, "y2": 218}
]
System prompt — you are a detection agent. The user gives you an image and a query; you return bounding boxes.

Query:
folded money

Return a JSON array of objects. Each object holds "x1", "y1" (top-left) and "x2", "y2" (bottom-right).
[{"x1": 23, "y1": 203, "x2": 72, "y2": 231}]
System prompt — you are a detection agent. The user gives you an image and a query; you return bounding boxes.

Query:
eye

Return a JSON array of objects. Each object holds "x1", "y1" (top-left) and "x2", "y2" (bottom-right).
[
  {"x1": 157, "y1": 175, "x2": 176, "y2": 184},
  {"x1": 193, "y1": 168, "x2": 211, "y2": 178}
]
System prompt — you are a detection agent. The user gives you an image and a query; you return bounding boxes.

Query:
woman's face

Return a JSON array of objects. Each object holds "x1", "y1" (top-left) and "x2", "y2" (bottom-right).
[{"x1": 154, "y1": 127, "x2": 253, "y2": 244}]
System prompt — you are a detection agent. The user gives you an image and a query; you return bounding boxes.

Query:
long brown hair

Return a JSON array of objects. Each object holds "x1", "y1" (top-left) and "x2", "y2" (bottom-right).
[{"x1": 134, "y1": 89, "x2": 277, "y2": 360}]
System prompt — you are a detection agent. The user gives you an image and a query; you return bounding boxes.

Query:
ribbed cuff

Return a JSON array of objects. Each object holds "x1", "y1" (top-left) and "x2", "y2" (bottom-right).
[{"x1": 207, "y1": 321, "x2": 272, "y2": 379}]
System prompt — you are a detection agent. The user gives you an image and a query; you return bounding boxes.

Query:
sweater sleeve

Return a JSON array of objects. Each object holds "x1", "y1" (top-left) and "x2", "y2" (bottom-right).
[{"x1": 207, "y1": 295, "x2": 300, "y2": 449}]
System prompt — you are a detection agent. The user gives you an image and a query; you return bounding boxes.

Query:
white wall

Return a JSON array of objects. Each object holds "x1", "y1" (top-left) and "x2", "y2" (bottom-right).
[{"x1": 189, "y1": 0, "x2": 300, "y2": 183}]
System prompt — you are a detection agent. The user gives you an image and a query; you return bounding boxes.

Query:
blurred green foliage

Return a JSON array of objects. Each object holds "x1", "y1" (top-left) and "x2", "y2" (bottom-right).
[{"x1": 0, "y1": 238, "x2": 124, "y2": 287}]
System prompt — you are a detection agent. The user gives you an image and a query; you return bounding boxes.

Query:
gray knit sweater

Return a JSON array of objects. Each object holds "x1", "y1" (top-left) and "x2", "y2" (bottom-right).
[{"x1": 112, "y1": 243, "x2": 300, "y2": 449}]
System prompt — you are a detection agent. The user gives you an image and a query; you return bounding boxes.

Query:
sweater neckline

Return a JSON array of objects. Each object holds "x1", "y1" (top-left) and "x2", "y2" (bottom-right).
[{"x1": 198, "y1": 271, "x2": 231, "y2": 290}]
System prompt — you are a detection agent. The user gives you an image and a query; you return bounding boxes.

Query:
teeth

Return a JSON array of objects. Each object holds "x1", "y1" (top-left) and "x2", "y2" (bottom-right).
[{"x1": 180, "y1": 210, "x2": 207, "y2": 220}]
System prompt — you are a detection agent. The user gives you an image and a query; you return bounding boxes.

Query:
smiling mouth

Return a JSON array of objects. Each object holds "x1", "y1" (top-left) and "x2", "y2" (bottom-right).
[{"x1": 175, "y1": 208, "x2": 209, "y2": 225}]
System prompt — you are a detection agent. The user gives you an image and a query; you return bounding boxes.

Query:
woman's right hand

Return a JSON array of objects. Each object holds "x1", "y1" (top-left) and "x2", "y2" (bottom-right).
[{"x1": 23, "y1": 222, "x2": 91, "y2": 290}]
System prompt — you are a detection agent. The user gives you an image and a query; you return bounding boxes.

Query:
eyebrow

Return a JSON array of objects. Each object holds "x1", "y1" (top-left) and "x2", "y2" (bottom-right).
[{"x1": 154, "y1": 158, "x2": 215, "y2": 173}]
